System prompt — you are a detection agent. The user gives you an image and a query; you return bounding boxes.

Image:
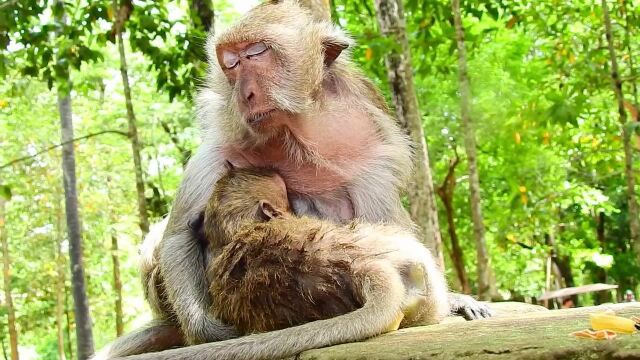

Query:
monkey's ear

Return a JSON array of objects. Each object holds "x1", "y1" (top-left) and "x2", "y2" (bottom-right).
[
  {"x1": 323, "y1": 38, "x2": 349, "y2": 67},
  {"x1": 258, "y1": 200, "x2": 284, "y2": 221}
]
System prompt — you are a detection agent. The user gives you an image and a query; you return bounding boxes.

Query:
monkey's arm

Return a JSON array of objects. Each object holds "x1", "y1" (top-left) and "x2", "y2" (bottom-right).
[
  {"x1": 115, "y1": 261, "x2": 405, "y2": 360},
  {"x1": 158, "y1": 142, "x2": 238, "y2": 343}
]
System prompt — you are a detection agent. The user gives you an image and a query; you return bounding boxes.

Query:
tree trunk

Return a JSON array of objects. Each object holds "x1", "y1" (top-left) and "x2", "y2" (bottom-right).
[
  {"x1": 0, "y1": 197, "x2": 19, "y2": 360},
  {"x1": 602, "y1": 0, "x2": 640, "y2": 264},
  {"x1": 1, "y1": 335, "x2": 7, "y2": 360},
  {"x1": 189, "y1": 0, "x2": 214, "y2": 32},
  {"x1": 436, "y1": 152, "x2": 470, "y2": 294},
  {"x1": 298, "y1": 0, "x2": 331, "y2": 21},
  {"x1": 55, "y1": 198, "x2": 67, "y2": 360},
  {"x1": 58, "y1": 92, "x2": 95, "y2": 359},
  {"x1": 593, "y1": 211, "x2": 611, "y2": 304},
  {"x1": 113, "y1": 0, "x2": 149, "y2": 238},
  {"x1": 373, "y1": 0, "x2": 445, "y2": 268},
  {"x1": 452, "y1": 0, "x2": 492, "y2": 300},
  {"x1": 106, "y1": 177, "x2": 124, "y2": 336},
  {"x1": 111, "y1": 233, "x2": 124, "y2": 336},
  {"x1": 621, "y1": 0, "x2": 638, "y2": 106},
  {"x1": 65, "y1": 285, "x2": 74, "y2": 359},
  {"x1": 545, "y1": 232, "x2": 578, "y2": 306},
  {"x1": 55, "y1": 4, "x2": 96, "y2": 351}
]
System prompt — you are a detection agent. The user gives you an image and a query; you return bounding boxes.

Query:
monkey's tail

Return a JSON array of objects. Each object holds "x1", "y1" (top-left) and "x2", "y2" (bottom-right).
[
  {"x1": 92, "y1": 320, "x2": 185, "y2": 360},
  {"x1": 116, "y1": 261, "x2": 405, "y2": 360}
]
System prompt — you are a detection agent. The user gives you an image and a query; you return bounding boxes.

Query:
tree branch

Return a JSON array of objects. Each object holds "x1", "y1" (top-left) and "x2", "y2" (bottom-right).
[
  {"x1": 0, "y1": 130, "x2": 129, "y2": 170},
  {"x1": 0, "y1": 0, "x2": 18, "y2": 10},
  {"x1": 159, "y1": 120, "x2": 192, "y2": 167}
]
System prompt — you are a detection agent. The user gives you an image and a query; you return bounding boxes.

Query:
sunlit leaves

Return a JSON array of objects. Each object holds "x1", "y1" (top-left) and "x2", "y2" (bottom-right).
[{"x1": 545, "y1": 90, "x2": 586, "y2": 126}]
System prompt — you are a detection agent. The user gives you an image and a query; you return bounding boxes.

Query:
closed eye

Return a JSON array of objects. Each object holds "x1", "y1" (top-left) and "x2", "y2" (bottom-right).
[
  {"x1": 222, "y1": 51, "x2": 239, "y2": 69},
  {"x1": 245, "y1": 42, "x2": 268, "y2": 58}
]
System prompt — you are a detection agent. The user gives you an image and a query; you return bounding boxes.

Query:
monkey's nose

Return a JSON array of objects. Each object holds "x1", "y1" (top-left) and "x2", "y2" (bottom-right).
[{"x1": 245, "y1": 91, "x2": 255, "y2": 103}]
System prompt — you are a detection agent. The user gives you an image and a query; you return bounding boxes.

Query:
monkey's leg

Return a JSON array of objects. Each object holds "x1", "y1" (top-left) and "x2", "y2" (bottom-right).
[
  {"x1": 115, "y1": 262, "x2": 406, "y2": 360},
  {"x1": 401, "y1": 260, "x2": 451, "y2": 326},
  {"x1": 91, "y1": 319, "x2": 185, "y2": 360}
]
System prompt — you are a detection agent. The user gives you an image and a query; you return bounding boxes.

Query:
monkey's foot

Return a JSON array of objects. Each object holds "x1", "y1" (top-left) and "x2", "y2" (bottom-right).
[
  {"x1": 185, "y1": 315, "x2": 240, "y2": 344},
  {"x1": 448, "y1": 293, "x2": 493, "y2": 320}
]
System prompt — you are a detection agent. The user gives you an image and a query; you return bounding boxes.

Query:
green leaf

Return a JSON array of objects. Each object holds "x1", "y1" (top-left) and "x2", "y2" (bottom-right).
[{"x1": 0, "y1": 185, "x2": 11, "y2": 201}]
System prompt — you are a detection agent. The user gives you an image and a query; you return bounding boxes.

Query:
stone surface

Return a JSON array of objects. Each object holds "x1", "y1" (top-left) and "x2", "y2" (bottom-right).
[{"x1": 298, "y1": 302, "x2": 640, "y2": 360}]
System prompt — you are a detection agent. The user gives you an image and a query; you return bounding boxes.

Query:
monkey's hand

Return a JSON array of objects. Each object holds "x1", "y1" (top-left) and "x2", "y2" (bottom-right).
[
  {"x1": 448, "y1": 293, "x2": 492, "y2": 320},
  {"x1": 185, "y1": 314, "x2": 240, "y2": 345}
]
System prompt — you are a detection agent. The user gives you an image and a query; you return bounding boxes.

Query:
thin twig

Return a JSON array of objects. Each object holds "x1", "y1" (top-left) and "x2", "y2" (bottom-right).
[{"x1": 0, "y1": 129, "x2": 129, "y2": 170}]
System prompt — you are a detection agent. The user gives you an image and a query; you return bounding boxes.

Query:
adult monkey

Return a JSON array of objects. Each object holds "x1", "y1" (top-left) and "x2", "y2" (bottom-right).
[{"x1": 97, "y1": 0, "x2": 490, "y2": 359}]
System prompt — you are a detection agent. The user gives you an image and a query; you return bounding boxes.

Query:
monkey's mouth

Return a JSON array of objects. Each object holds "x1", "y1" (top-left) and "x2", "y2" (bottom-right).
[{"x1": 247, "y1": 110, "x2": 275, "y2": 126}]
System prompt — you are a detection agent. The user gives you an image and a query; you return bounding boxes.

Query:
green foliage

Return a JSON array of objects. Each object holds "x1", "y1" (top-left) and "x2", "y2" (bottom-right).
[{"x1": 0, "y1": 184, "x2": 11, "y2": 200}]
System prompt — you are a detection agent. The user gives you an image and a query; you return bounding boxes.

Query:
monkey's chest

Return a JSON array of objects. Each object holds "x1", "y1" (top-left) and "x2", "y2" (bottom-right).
[
  {"x1": 227, "y1": 151, "x2": 358, "y2": 220},
  {"x1": 225, "y1": 149, "x2": 353, "y2": 192}
]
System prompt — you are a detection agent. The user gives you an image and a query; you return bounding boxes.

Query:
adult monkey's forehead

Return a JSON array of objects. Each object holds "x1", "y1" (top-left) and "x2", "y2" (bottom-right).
[{"x1": 214, "y1": 0, "x2": 312, "y2": 47}]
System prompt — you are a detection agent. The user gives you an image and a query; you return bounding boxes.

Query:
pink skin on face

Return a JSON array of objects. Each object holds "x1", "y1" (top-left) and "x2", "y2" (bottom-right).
[{"x1": 216, "y1": 42, "x2": 279, "y2": 124}]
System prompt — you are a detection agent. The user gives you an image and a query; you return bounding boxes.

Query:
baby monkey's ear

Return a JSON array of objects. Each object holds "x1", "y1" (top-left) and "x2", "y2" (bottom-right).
[{"x1": 258, "y1": 200, "x2": 284, "y2": 221}]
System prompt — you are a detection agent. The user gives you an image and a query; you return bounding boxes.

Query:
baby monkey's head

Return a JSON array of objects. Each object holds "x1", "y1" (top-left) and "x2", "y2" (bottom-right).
[{"x1": 189, "y1": 164, "x2": 291, "y2": 248}]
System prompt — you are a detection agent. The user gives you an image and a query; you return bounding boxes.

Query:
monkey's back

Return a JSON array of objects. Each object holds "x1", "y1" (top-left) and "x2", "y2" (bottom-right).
[{"x1": 209, "y1": 217, "x2": 363, "y2": 334}]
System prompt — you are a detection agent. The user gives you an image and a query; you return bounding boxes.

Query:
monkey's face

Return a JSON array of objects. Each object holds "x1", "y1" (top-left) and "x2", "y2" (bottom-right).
[
  {"x1": 215, "y1": 168, "x2": 290, "y2": 215},
  {"x1": 201, "y1": 168, "x2": 291, "y2": 247},
  {"x1": 211, "y1": 0, "x2": 351, "y2": 136},
  {"x1": 215, "y1": 41, "x2": 296, "y2": 131}
]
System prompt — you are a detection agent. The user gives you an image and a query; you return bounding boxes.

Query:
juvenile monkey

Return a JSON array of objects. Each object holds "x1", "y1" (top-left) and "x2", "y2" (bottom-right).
[
  {"x1": 118, "y1": 167, "x2": 452, "y2": 359},
  {"x1": 98, "y1": 0, "x2": 490, "y2": 358},
  {"x1": 205, "y1": 166, "x2": 450, "y2": 336}
]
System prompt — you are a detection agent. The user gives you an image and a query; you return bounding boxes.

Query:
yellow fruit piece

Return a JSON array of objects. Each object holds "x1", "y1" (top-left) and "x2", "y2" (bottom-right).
[
  {"x1": 590, "y1": 312, "x2": 637, "y2": 334},
  {"x1": 571, "y1": 329, "x2": 617, "y2": 340}
]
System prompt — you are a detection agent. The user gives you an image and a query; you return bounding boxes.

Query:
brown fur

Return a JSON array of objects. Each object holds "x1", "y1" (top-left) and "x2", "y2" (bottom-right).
[
  {"x1": 205, "y1": 168, "x2": 362, "y2": 334},
  {"x1": 210, "y1": 220, "x2": 362, "y2": 334},
  {"x1": 204, "y1": 166, "x2": 454, "y2": 330}
]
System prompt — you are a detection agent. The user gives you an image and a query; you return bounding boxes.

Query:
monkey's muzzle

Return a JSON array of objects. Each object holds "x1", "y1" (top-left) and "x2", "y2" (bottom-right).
[{"x1": 247, "y1": 110, "x2": 275, "y2": 126}]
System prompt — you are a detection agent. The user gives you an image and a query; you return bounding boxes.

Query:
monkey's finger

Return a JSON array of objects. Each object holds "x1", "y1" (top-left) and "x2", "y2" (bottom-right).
[
  {"x1": 461, "y1": 307, "x2": 478, "y2": 320},
  {"x1": 473, "y1": 304, "x2": 492, "y2": 319},
  {"x1": 480, "y1": 306, "x2": 493, "y2": 318},
  {"x1": 471, "y1": 308, "x2": 483, "y2": 320},
  {"x1": 467, "y1": 304, "x2": 492, "y2": 320}
]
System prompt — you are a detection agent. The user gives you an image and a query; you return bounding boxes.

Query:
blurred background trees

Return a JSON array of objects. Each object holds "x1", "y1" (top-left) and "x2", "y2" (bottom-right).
[{"x1": 0, "y1": 0, "x2": 638, "y2": 358}]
